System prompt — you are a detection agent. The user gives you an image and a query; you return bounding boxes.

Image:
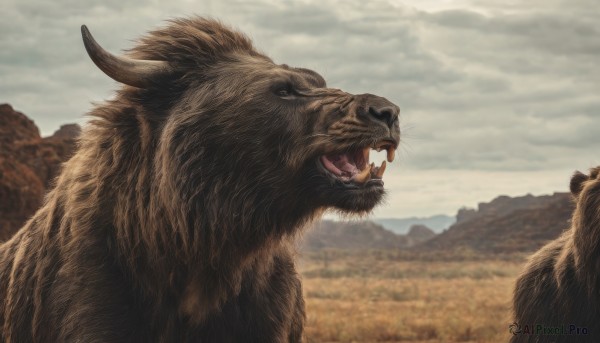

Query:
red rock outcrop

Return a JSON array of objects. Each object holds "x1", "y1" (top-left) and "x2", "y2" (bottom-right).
[{"x1": 0, "y1": 104, "x2": 80, "y2": 241}]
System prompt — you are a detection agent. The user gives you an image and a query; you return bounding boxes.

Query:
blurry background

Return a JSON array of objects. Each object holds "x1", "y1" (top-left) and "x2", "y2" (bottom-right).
[{"x1": 1, "y1": 0, "x2": 599, "y2": 342}]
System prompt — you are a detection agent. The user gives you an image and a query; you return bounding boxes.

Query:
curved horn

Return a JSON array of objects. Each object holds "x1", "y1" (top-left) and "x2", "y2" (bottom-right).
[{"x1": 81, "y1": 25, "x2": 173, "y2": 88}]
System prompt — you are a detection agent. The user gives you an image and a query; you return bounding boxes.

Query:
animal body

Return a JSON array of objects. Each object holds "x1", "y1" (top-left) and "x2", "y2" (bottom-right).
[
  {"x1": 0, "y1": 17, "x2": 400, "y2": 342},
  {"x1": 512, "y1": 167, "x2": 600, "y2": 343}
]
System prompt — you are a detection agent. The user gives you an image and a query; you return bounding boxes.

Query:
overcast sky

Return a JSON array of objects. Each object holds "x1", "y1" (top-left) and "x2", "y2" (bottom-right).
[{"x1": 1, "y1": 0, "x2": 598, "y2": 219}]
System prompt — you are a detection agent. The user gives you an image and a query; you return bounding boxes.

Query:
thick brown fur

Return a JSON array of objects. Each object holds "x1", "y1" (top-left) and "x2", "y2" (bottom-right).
[
  {"x1": 0, "y1": 17, "x2": 400, "y2": 342},
  {"x1": 511, "y1": 166, "x2": 600, "y2": 342}
]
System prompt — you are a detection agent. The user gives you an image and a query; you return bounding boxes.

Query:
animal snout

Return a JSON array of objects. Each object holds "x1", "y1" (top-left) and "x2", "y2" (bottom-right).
[
  {"x1": 369, "y1": 105, "x2": 398, "y2": 127},
  {"x1": 359, "y1": 94, "x2": 400, "y2": 128}
]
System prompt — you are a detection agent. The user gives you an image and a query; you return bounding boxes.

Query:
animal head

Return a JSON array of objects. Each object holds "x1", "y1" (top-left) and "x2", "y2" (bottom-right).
[{"x1": 82, "y1": 17, "x2": 400, "y2": 216}]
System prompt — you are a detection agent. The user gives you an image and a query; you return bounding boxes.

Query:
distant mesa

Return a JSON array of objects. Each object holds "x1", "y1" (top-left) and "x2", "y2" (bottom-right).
[
  {"x1": 406, "y1": 224, "x2": 436, "y2": 243},
  {"x1": 456, "y1": 207, "x2": 477, "y2": 224},
  {"x1": 302, "y1": 220, "x2": 407, "y2": 251},
  {"x1": 414, "y1": 192, "x2": 573, "y2": 254},
  {"x1": 51, "y1": 124, "x2": 81, "y2": 140},
  {"x1": 303, "y1": 192, "x2": 573, "y2": 254},
  {"x1": 455, "y1": 193, "x2": 563, "y2": 225},
  {"x1": 301, "y1": 220, "x2": 437, "y2": 251},
  {"x1": 0, "y1": 103, "x2": 80, "y2": 241},
  {"x1": 373, "y1": 214, "x2": 455, "y2": 234}
]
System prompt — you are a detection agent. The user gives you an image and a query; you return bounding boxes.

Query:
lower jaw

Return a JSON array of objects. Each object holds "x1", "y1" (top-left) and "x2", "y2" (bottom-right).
[
  {"x1": 300, "y1": 162, "x2": 385, "y2": 213},
  {"x1": 337, "y1": 178, "x2": 384, "y2": 190},
  {"x1": 324, "y1": 183, "x2": 385, "y2": 212},
  {"x1": 317, "y1": 160, "x2": 384, "y2": 189}
]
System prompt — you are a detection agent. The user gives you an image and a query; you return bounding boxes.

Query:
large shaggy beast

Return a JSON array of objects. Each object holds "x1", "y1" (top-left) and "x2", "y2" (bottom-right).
[
  {"x1": 511, "y1": 166, "x2": 600, "y2": 343},
  {"x1": 0, "y1": 18, "x2": 400, "y2": 342}
]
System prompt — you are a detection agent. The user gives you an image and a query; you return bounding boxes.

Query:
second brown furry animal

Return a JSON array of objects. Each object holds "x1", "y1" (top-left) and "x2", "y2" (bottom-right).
[{"x1": 512, "y1": 166, "x2": 600, "y2": 343}]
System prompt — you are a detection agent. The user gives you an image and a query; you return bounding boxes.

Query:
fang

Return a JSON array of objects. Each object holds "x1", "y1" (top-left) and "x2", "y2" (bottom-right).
[
  {"x1": 375, "y1": 160, "x2": 386, "y2": 178},
  {"x1": 352, "y1": 164, "x2": 373, "y2": 184},
  {"x1": 386, "y1": 147, "x2": 395, "y2": 163}
]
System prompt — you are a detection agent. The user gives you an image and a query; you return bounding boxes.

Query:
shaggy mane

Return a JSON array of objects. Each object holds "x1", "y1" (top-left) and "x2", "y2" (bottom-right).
[{"x1": 0, "y1": 16, "x2": 400, "y2": 342}]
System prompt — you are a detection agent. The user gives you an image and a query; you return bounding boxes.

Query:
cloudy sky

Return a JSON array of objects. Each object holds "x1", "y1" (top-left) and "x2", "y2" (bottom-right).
[{"x1": 1, "y1": 0, "x2": 598, "y2": 219}]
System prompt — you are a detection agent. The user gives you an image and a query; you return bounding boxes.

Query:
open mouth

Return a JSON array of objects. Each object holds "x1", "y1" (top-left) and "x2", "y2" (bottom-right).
[{"x1": 319, "y1": 140, "x2": 396, "y2": 186}]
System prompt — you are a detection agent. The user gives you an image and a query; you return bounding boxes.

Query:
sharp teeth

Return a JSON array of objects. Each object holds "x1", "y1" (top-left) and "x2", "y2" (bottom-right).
[
  {"x1": 375, "y1": 160, "x2": 386, "y2": 178},
  {"x1": 386, "y1": 146, "x2": 396, "y2": 163},
  {"x1": 352, "y1": 163, "x2": 373, "y2": 184},
  {"x1": 363, "y1": 147, "x2": 370, "y2": 165}
]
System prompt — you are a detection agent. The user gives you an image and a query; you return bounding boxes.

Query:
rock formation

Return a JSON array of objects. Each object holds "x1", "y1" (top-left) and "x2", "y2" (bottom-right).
[{"x1": 0, "y1": 104, "x2": 80, "y2": 241}]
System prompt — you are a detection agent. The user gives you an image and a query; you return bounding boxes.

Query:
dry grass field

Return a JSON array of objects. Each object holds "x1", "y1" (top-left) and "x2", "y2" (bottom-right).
[{"x1": 299, "y1": 250, "x2": 528, "y2": 343}]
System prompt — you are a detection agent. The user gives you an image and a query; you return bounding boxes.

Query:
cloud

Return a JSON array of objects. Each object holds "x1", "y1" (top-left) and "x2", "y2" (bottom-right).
[{"x1": 1, "y1": 0, "x2": 598, "y2": 217}]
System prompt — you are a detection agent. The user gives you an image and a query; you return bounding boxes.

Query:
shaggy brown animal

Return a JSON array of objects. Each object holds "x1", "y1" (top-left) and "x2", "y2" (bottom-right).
[
  {"x1": 511, "y1": 166, "x2": 600, "y2": 343},
  {"x1": 0, "y1": 17, "x2": 400, "y2": 342}
]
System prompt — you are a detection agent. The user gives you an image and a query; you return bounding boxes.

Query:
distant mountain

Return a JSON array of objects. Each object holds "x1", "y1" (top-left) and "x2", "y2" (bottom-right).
[
  {"x1": 414, "y1": 192, "x2": 574, "y2": 254},
  {"x1": 373, "y1": 215, "x2": 455, "y2": 234},
  {"x1": 302, "y1": 220, "x2": 408, "y2": 251},
  {"x1": 406, "y1": 224, "x2": 436, "y2": 242},
  {"x1": 301, "y1": 220, "x2": 437, "y2": 251}
]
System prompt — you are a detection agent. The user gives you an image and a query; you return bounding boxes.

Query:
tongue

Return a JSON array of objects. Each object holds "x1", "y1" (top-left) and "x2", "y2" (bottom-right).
[
  {"x1": 324, "y1": 153, "x2": 359, "y2": 175},
  {"x1": 338, "y1": 158, "x2": 359, "y2": 174}
]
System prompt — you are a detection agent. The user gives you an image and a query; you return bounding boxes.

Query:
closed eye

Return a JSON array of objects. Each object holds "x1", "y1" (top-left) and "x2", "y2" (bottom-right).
[
  {"x1": 273, "y1": 82, "x2": 296, "y2": 98},
  {"x1": 276, "y1": 88, "x2": 291, "y2": 97}
]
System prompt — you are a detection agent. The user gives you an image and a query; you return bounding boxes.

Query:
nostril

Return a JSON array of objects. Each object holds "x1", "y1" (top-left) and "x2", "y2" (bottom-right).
[
  {"x1": 369, "y1": 106, "x2": 396, "y2": 125},
  {"x1": 368, "y1": 106, "x2": 378, "y2": 118}
]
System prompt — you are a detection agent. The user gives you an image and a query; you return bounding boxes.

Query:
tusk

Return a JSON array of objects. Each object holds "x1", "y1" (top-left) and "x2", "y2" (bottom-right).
[{"x1": 81, "y1": 25, "x2": 173, "y2": 88}]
